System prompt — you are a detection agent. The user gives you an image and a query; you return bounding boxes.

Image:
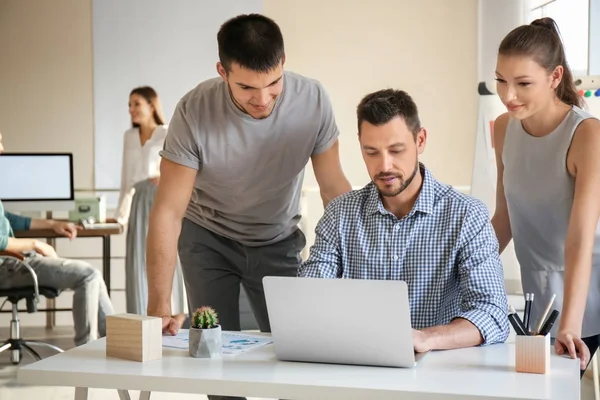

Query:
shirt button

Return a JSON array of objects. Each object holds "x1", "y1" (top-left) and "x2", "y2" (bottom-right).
[
  {"x1": 394, "y1": 224, "x2": 400, "y2": 230},
  {"x1": 392, "y1": 255, "x2": 399, "y2": 261}
]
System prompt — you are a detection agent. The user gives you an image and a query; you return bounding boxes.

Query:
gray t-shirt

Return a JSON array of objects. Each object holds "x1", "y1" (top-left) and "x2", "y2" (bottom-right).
[{"x1": 160, "y1": 71, "x2": 339, "y2": 246}]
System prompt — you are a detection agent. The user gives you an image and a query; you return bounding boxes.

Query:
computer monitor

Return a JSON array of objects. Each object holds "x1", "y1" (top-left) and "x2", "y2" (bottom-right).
[{"x1": 0, "y1": 153, "x2": 75, "y2": 212}]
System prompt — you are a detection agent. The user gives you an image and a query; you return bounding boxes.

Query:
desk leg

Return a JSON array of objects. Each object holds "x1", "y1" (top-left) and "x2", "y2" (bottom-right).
[
  {"x1": 74, "y1": 387, "x2": 88, "y2": 400},
  {"x1": 46, "y1": 237, "x2": 57, "y2": 329},
  {"x1": 102, "y1": 235, "x2": 111, "y2": 296},
  {"x1": 117, "y1": 390, "x2": 132, "y2": 400}
]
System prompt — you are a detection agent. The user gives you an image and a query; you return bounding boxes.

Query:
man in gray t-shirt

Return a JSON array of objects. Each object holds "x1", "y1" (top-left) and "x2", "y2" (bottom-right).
[{"x1": 146, "y1": 13, "x2": 351, "y2": 363}]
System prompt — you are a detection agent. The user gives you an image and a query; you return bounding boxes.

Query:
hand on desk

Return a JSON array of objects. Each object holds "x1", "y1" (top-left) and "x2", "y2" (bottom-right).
[
  {"x1": 50, "y1": 221, "x2": 81, "y2": 239},
  {"x1": 554, "y1": 330, "x2": 590, "y2": 370},
  {"x1": 413, "y1": 329, "x2": 432, "y2": 353},
  {"x1": 150, "y1": 311, "x2": 187, "y2": 336}
]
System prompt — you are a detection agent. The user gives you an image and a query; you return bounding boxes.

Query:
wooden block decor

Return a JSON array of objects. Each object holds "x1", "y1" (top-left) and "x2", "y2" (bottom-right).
[
  {"x1": 106, "y1": 313, "x2": 162, "y2": 362},
  {"x1": 515, "y1": 334, "x2": 550, "y2": 374}
]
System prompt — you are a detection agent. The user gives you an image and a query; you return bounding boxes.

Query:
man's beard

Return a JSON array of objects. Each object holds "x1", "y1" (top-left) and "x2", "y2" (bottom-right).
[{"x1": 375, "y1": 160, "x2": 419, "y2": 198}]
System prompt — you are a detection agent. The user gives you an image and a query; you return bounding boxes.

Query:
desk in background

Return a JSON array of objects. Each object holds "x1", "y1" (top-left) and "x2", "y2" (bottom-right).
[
  {"x1": 13, "y1": 221, "x2": 123, "y2": 327},
  {"x1": 17, "y1": 333, "x2": 580, "y2": 400}
]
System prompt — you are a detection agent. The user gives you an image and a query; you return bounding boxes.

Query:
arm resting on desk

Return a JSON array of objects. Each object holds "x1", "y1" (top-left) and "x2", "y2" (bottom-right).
[
  {"x1": 417, "y1": 317, "x2": 484, "y2": 352},
  {"x1": 29, "y1": 219, "x2": 58, "y2": 230},
  {"x1": 5, "y1": 211, "x2": 31, "y2": 231},
  {"x1": 6, "y1": 211, "x2": 70, "y2": 234},
  {"x1": 298, "y1": 202, "x2": 342, "y2": 278},
  {"x1": 415, "y1": 204, "x2": 510, "y2": 352}
]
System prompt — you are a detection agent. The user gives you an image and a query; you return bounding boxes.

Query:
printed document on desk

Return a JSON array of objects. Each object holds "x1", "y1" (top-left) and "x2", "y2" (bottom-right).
[{"x1": 163, "y1": 329, "x2": 273, "y2": 355}]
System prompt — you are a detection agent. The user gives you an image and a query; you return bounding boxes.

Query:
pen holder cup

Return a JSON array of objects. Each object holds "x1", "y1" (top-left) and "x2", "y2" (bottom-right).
[{"x1": 515, "y1": 334, "x2": 550, "y2": 374}]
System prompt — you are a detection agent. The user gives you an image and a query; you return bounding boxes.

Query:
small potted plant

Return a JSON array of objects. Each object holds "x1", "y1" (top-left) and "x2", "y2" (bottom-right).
[{"x1": 189, "y1": 306, "x2": 222, "y2": 358}]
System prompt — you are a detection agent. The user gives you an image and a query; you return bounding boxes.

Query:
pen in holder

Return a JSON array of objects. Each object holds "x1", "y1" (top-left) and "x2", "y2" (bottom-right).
[
  {"x1": 510, "y1": 294, "x2": 558, "y2": 375},
  {"x1": 515, "y1": 334, "x2": 550, "y2": 374}
]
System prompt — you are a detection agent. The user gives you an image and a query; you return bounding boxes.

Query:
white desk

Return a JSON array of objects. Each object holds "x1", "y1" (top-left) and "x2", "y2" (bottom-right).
[{"x1": 17, "y1": 334, "x2": 580, "y2": 400}]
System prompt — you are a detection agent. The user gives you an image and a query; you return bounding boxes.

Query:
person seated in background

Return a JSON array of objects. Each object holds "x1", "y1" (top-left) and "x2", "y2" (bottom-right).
[
  {"x1": 299, "y1": 89, "x2": 510, "y2": 353},
  {"x1": 0, "y1": 131, "x2": 114, "y2": 346},
  {"x1": 115, "y1": 86, "x2": 168, "y2": 225}
]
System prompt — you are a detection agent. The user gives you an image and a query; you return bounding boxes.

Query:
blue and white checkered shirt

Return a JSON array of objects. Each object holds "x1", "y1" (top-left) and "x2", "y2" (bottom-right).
[{"x1": 299, "y1": 164, "x2": 509, "y2": 345}]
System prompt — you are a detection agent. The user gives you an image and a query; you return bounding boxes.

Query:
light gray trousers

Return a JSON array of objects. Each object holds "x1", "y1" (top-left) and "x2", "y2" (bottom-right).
[{"x1": 0, "y1": 253, "x2": 114, "y2": 346}]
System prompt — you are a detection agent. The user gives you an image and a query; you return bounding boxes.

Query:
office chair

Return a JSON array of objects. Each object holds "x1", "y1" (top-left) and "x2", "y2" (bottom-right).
[{"x1": 0, "y1": 250, "x2": 64, "y2": 364}]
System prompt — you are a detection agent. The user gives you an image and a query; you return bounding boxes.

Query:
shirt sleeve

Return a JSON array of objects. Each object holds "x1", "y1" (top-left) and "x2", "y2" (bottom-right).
[
  {"x1": 454, "y1": 201, "x2": 510, "y2": 346},
  {"x1": 298, "y1": 200, "x2": 343, "y2": 278},
  {"x1": 311, "y1": 83, "x2": 340, "y2": 156},
  {"x1": 160, "y1": 98, "x2": 202, "y2": 170},
  {"x1": 5, "y1": 211, "x2": 31, "y2": 231}
]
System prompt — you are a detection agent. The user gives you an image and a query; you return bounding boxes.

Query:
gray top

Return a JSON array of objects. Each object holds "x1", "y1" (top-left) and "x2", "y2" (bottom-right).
[
  {"x1": 503, "y1": 105, "x2": 600, "y2": 338},
  {"x1": 160, "y1": 71, "x2": 339, "y2": 246}
]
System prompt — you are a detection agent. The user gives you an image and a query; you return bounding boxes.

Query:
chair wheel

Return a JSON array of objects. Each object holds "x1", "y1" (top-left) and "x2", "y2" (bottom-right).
[{"x1": 10, "y1": 349, "x2": 21, "y2": 364}]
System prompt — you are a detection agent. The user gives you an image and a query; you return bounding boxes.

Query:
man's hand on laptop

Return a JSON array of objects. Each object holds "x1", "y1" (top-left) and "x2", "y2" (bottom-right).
[{"x1": 412, "y1": 329, "x2": 432, "y2": 353}]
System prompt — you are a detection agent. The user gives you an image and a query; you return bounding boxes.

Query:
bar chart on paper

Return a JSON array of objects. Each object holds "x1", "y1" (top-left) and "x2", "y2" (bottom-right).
[{"x1": 162, "y1": 330, "x2": 273, "y2": 355}]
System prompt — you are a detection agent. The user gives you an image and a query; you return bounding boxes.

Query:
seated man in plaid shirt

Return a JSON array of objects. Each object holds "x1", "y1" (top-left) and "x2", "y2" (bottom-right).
[{"x1": 299, "y1": 89, "x2": 510, "y2": 353}]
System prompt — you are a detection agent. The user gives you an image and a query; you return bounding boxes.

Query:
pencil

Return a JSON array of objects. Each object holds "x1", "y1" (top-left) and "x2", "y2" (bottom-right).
[{"x1": 535, "y1": 294, "x2": 556, "y2": 335}]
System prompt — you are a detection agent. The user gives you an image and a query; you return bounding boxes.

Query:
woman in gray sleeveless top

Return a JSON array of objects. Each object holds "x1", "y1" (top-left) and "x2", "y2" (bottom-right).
[{"x1": 491, "y1": 17, "x2": 600, "y2": 375}]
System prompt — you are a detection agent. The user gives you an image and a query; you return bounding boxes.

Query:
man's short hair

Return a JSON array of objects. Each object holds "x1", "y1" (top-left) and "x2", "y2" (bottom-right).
[
  {"x1": 217, "y1": 14, "x2": 285, "y2": 73},
  {"x1": 356, "y1": 89, "x2": 421, "y2": 138}
]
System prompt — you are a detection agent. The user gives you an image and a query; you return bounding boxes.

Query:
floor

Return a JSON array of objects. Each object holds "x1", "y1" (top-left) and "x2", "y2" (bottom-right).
[{"x1": 0, "y1": 326, "x2": 597, "y2": 400}]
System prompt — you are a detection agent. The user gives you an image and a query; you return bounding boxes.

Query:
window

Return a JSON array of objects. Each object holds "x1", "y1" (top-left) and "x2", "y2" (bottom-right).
[{"x1": 528, "y1": 0, "x2": 590, "y2": 76}]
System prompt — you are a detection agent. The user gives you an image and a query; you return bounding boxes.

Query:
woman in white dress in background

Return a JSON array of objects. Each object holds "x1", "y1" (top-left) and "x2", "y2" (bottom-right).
[
  {"x1": 116, "y1": 86, "x2": 168, "y2": 225},
  {"x1": 118, "y1": 86, "x2": 185, "y2": 316}
]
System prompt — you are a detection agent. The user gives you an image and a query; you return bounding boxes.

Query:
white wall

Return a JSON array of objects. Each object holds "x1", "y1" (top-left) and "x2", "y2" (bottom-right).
[
  {"x1": 589, "y1": 0, "x2": 600, "y2": 75},
  {"x1": 478, "y1": 0, "x2": 528, "y2": 84},
  {"x1": 528, "y1": 0, "x2": 589, "y2": 76},
  {"x1": 473, "y1": 0, "x2": 527, "y2": 293},
  {"x1": 92, "y1": 0, "x2": 262, "y2": 206}
]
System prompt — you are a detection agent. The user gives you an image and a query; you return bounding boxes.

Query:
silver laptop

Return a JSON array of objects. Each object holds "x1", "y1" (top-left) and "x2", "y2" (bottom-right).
[{"x1": 263, "y1": 276, "x2": 427, "y2": 368}]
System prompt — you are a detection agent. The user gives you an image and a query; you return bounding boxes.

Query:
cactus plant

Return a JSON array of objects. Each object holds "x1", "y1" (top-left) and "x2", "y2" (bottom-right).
[{"x1": 192, "y1": 306, "x2": 219, "y2": 329}]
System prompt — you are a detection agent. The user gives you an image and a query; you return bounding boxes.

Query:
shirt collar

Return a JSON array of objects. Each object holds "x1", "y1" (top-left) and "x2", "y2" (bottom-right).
[{"x1": 365, "y1": 163, "x2": 435, "y2": 217}]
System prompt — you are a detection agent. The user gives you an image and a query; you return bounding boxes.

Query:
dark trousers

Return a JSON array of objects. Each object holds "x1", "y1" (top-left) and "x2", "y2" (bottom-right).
[{"x1": 178, "y1": 219, "x2": 305, "y2": 400}]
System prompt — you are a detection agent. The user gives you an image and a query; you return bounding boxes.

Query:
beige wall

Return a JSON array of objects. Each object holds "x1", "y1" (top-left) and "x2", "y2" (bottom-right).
[
  {"x1": 264, "y1": 0, "x2": 479, "y2": 190},
  {"x1": 0, "y1": 0, "x2": 94, "y2": 190},
  {"x1": 263, "y1": 0, "x2": 478, "y2": 246}
]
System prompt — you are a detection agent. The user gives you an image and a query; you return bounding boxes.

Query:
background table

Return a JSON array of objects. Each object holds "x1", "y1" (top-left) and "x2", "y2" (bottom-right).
[{"x1": 17, "y1": 333, "x2": 581, "y2": 400}]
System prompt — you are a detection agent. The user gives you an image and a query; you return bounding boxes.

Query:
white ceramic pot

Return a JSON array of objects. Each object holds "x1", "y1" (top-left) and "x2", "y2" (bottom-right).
[{"x1": 189, "y1": 325, "x2": 223, "y2": 358}]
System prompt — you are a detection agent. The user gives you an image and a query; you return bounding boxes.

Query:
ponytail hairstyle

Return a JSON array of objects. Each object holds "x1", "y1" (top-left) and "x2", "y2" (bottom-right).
[{"x1": 498, "y1": 17, "x2": 582, "y2": 108}]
